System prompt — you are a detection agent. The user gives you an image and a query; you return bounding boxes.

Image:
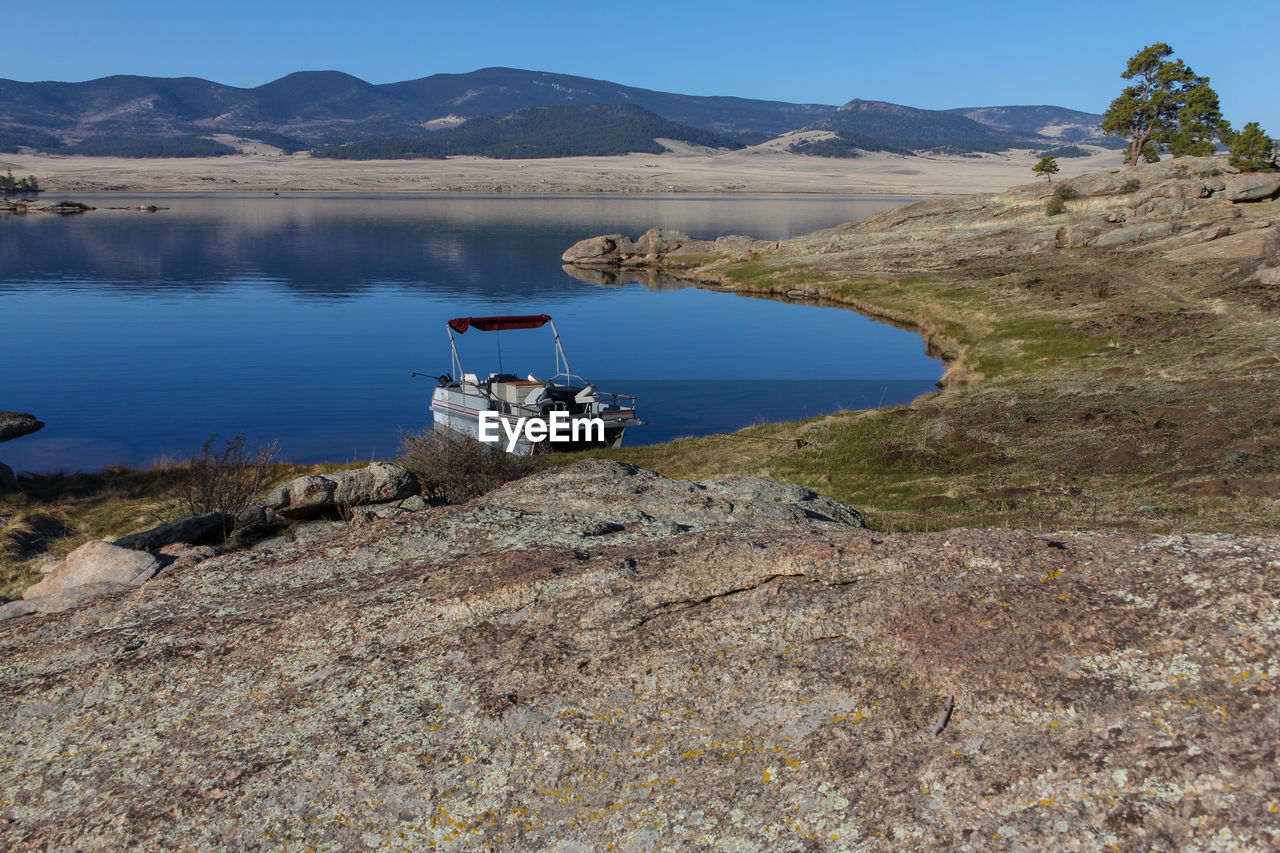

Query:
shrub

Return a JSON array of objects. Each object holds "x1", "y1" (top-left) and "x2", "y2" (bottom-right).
[
  {"x1": 1037, "y1": 145, "x2": 1092, "y2": 159},
  {"x1": 1228, "y1": 122, "x2": 1278, "y2": 172},
  {"x1": 177, "y1": 431, "x2": 279, "y2": 520},
  {"x1": 1045, "y1": 194, "x2": 1067, "y2": 216},
  {"x1": 398, "y1": 428, "x2": 541, "y2": 504}
]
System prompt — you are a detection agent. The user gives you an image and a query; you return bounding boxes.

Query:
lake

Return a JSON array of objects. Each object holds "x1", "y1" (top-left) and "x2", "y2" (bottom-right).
[{"x1": 0, "y1": 193, "x2": 941, "y2": 473}]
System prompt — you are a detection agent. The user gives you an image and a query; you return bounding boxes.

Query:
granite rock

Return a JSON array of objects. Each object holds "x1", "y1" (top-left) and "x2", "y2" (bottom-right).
[
  {"x1": 1225, "y1": 173, "x2": 1280, "y2": 203},
  {"x1": 20, "y1": 540, "x2": 160, "y2": 600},
  {"x1": 265, "y1": 463, "x2": 419, "y2": 520},
  {"x1": 113, "y1": 512, "x2": 230, "y2": 551},
  {"x1": 1, "y1": 461, "x2": 1277, "y2": 849}
]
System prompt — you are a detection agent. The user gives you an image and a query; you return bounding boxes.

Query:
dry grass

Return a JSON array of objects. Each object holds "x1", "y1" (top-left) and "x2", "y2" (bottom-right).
[
  {"x1": 397, "y1": 428, "x2": 544, "y2": 504},
  {"x1": 565, "y1": 199, "x2": 1280, "y2": 534},
  {"x1": 0, "y1": 457, "x2": 362, "y2": 600}
]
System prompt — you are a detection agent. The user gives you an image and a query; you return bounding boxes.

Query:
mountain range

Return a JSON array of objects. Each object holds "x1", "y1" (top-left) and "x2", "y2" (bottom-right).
[{"x1": 0, "y1": 67, "x2": 1112, "y2": 159}]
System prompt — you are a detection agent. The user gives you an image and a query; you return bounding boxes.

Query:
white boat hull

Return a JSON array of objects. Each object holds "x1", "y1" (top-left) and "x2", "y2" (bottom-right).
[{"x1": 431, "y1": 386, "x2": 633, "y2": 456}]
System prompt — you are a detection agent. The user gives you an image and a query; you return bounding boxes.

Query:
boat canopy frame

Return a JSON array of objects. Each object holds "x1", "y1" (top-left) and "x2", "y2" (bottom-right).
[{"x1": 445, "y1": 314, "x2": 584, "y2": 388}]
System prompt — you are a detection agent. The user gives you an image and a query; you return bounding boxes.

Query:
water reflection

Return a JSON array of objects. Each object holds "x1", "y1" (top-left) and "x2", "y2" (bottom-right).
[{"x1": 0, "y1": 194, "x2": 938, "y2": 472}]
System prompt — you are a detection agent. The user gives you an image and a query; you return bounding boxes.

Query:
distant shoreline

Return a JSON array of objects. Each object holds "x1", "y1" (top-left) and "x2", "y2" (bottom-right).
[{"x1": 0, "y1": 147, "x2": 1127, "y2": 197}]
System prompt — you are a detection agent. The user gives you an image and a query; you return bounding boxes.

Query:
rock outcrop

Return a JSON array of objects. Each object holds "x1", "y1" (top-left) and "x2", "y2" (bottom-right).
[
  {"x1": 563, "y1": 227, "x2": 762, "y2": 269},
  {"x1": 112, "y1": 511, "x2": 231, "y2": 552},
  {"x1": 1225, "y1": 172, "x2": 1280, "y2": 203},
  {"x1": 0, "y1": 410, "x2": 43, "y2": 495},
  {"x1": 21, "y1": 540, "x2": 160, "y2": 598},
  {"x1": 1, "y1": 540, "x2": 162, "y2": 620},
  {"x1": 1, "y1": 461, "x2": 1277, "y2": 850},
  {"x1": 263, "y1": 461, "x2": 420, "y2": 519},
  {"x1": 562, "y1": 158, "x2": 1278, "y2": 277},
  {"x1": 0, "y1": 199, "x2": 94, "y2": 214},
  {"x1": 0, "y1": 410, "x2": 43, "y2": 443}
]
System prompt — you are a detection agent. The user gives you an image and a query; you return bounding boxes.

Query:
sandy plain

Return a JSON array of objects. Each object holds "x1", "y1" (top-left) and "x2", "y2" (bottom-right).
[{"x1": 0, "y1": 138, "x2": 1127, "y2": 196}]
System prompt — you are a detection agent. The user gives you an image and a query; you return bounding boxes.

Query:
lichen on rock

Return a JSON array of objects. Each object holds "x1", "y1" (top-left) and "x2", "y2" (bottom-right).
[{"x1": 1, "y1": 460, "x2": 1278, "y2": 849}]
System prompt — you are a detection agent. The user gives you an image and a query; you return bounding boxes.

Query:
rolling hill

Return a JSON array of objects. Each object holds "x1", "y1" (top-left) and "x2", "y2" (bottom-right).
[
  {"x1": 797, "y1": 99, "x2": 1031, "y2": 155},
  {"x1": 311, "y1": 104, "x2": 746, "y2": 159},
  {"x1": 945, "y1": 104, "x2": 1123, "y2": 147},
  {"x1": 0, "y1": 67, "x2": 1107, "y2": 157}
]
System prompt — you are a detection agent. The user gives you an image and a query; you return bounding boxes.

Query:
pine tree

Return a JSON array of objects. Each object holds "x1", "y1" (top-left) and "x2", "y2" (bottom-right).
[
  {"x1": 1167, "y1": 84, "x2": 1226, "y2": 157},
  {"x1": 1102, "y1": 44, "x2": 1226, "y2": 167},
  {"x1": 1033, "y1": 156, "x2": 1060, "y2": 182},
  {"x1": 1227, "y1": 122, "x2": 1278, "y2": 172}
]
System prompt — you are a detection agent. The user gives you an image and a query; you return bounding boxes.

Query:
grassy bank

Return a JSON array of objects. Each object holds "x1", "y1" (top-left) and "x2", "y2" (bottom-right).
[
  {"x1": 0, "y1": 460, "x2": 356, "y2": 599},
  {"x1": 569, "y1": 165, "x2": 1280, "y2": 533}
]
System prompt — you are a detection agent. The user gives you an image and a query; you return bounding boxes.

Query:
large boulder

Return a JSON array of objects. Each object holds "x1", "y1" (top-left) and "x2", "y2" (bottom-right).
[
  {"x1": 561, "y1": 234, "x2": 626, "y2": 264},
  {"x1": 1060, "y1": 170, "x2": 1133, "y2": 197},
  {"x1": 113, "y1": 512, "x2": 231, "y2": 552},
  {"x1": 332, "y1": 462, "x2": 419, "y2": 507},
  {"x1": 1164, "y1": 224, "x2": 1280, "y2": 262},
  {"x1": 562, "y1": 229, "x2": 712, "y2": 269},
  {"x1": 632, "y1": 227, "x2": 690, "y2": 256},
  {"x1": 265, "y1": 462, "x2": 419, "y2": 520},
  {"x1": 1132, "y1": 178, "x2": 1209, "y2": 203},
  {"x1": 21, "y1": 540, "x2": 160, "y2": 601},
  {"x1": 1090, "y1": 221, "x2": 1176, "y2": 247},
  {"x1": 1225, "y1": 173, "x2": 1280, "y2": 203},
  {"x1": 0, "y1": 461, "x2": 15, "y2": 496},
  {"x1": 0, "y1": 411, "x2": 43, "y2": 443},
  {"x1": 264, "y1": 474, "x2": 334, "y2": 519}
]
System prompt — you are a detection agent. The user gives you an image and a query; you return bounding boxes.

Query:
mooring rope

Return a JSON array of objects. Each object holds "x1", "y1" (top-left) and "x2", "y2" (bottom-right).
[{"x1": 636, "y1": 420, "x2": 809, "y2": 448}]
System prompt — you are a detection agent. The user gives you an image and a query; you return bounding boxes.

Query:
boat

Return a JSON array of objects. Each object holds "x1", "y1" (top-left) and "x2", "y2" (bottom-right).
[{"x1": 428, "y1": 314, "x2": 639, "y2": 455}]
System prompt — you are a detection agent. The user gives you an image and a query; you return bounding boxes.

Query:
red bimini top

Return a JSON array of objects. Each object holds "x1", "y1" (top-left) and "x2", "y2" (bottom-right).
[{"x1": 447, "y1": 315, "x2": 551, "y2": 334}]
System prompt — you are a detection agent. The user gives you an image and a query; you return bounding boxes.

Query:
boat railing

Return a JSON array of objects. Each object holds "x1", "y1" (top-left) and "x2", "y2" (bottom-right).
[
  {"x1": 550, "y1": 371, "x2": 588, "y2": 388},
  {"x1": 488, "y1": 395, "x2": 635, "y2": 417},
  {"x1": 597, "y1": 392, "x2": 636, "y2": 412}
]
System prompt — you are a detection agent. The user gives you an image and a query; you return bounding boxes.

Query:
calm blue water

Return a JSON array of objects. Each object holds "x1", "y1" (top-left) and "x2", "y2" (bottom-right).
[{"x1": 0, "y1": 194, "x2": 940, "y2": 472}]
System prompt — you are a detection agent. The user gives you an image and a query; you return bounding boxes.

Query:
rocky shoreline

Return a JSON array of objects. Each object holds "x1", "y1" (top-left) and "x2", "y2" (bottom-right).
[
  {"x1": 0, "y1": 198, "x2": 95, "y2": 215},
  {"x1": 563, "y1": 162, "x2": 1280, "y2": 392},
  {"x1": 559, "y1": 156, "x2": 1280, "y2": 533}
]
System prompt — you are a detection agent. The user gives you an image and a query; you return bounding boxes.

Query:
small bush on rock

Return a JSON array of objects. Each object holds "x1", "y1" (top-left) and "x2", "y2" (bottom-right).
[
  {"x1": 398, "y1": 428, "x2": 541, "y2": 504},
  {"x1": 178, "y1": 432, "x2": 279, "y2": 520},
  {"x1": 1045, "y1": 184, "x2": 1078, "y2": 217}
]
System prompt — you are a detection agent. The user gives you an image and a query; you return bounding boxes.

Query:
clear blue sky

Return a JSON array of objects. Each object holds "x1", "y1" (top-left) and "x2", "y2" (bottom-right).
[{"x1": 6, "y1": 0, "x2": 1276, "y2": 129}]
